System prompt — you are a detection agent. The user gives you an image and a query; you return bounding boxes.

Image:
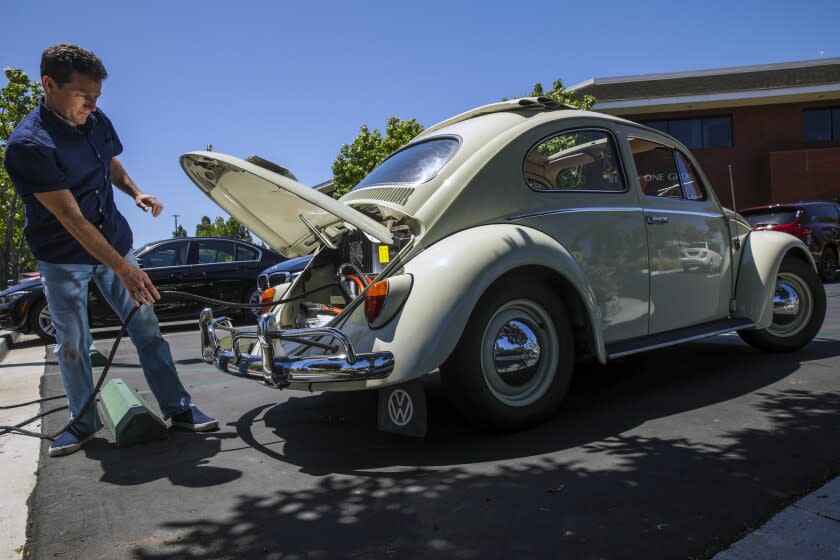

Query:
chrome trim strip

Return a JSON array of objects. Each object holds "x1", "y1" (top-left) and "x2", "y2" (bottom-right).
[
  {"x1": 509, "y1": 206, "x2": 724, "y2": 223},
  {"x1": 642, "y1": 209, "x2": 724, "y2": 219},
  {"x1": 607, "y1": 323, "x2": 755, "y2": 359},
  {"x1": 508, "y1": 206, "x2": 643, "y2": 221}
]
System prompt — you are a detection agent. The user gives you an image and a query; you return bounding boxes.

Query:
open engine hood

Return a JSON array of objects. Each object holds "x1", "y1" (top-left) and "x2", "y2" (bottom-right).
[{"x1": 180, "y1": 151, "x2": 392, "y2": 258}]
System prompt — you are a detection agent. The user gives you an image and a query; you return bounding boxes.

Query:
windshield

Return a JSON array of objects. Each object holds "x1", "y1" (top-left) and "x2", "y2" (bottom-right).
[
  {"x1": 353, "y1": 137, "x2": 459, "y2": 190},
  {"x1": 741, "y1": 209, "x2": 798, "y2": 227}
]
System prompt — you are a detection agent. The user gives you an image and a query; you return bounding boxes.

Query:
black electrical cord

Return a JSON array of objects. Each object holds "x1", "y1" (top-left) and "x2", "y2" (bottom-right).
[
  {"x1": 0, "y1": 306, "x2": 139, "y2": 440},
  {"x1": 158, "y1": 283, "x2": 340, "y2": 309},
  {"x1": 0, "y1": 282, "x2": 341, "y2": 441}
]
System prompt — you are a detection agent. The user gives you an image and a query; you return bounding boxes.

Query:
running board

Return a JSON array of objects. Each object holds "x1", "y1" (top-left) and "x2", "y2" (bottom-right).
[{"x1": 606, "y1": 318, "x2": 755, "y2": 360}]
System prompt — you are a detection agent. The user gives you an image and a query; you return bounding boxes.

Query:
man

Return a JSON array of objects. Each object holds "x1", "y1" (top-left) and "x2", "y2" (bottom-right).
[{"x1": 4, "y1": 44, "x2": 217, "y2": 457}]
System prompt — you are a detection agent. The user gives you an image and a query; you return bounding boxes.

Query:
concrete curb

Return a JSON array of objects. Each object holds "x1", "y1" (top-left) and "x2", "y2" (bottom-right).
[
  {"x1": 0, "y1": 330, "x2": 21, "y2": 362},
  {"x1": 711, "y1": 477, "x2": 840, "y2": 559}
]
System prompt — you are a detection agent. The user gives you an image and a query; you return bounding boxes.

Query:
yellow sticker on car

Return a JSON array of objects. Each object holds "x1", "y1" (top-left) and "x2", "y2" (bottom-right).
[{"x1": 378, "y1": 245, "x2": 390, "y2": 263}]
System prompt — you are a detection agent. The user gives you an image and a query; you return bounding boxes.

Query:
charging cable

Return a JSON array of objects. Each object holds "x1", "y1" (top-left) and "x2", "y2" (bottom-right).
[{"x1": 0, "y1": 282, "x2": 340, "y2": 441}]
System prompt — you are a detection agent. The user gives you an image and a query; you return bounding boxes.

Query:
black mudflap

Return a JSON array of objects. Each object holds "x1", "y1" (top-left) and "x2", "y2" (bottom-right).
[{"x1": 377, "y1": 379, "x2": 427, "y2": 438}]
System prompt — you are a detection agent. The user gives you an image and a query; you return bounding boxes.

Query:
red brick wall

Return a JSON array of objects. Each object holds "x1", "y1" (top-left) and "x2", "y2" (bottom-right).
[
  {"x1": 621, "y1": 100, "x2": 840, "y2": 211},
  {"x1": 769, "y1": 147, "x2": 840, "y2": 203}
]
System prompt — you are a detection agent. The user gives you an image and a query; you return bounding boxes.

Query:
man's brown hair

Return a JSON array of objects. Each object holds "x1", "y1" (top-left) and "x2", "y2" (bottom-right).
[{"x1": 40, "y1": 44, "x2": 108, "y2": 86}]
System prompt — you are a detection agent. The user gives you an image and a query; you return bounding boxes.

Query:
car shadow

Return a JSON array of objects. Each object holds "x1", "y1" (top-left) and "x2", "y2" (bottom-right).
[
  {"x1": 234, "y1": 336, "x2": 840, "y2": 475},
  {"x1": 124, "y1": 339, "x2": 840, "y2": 560}
]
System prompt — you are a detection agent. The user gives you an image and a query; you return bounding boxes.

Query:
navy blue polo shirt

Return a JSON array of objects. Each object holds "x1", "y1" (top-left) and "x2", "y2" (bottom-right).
[{"x1": 3, "y1": 97, "x2": 133, "y2": 264}]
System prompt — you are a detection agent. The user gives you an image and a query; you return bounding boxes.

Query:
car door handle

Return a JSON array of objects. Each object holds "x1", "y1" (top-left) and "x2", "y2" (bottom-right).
[{"x1": 646, "y1": 215, "x2": 670, "y2": 224}]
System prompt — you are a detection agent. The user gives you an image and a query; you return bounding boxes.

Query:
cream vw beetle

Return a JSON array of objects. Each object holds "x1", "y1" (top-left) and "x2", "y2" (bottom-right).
[{"x1": 181, "y1": 97, "x2": 826, "y2": 435}]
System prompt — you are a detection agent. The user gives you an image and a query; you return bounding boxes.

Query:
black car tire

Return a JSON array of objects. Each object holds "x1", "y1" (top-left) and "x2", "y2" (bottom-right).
[
  {"x1": 819, "y1": 247, "x2": 837, "y2": 283},
  {"x1": 29, "y1": 298, "x2": 57, "y2": 343},
  {"x1": 242, "y1": 288, "x2": 264, "y2": 321},
  {"x1": 440, "y1": 279, "x2": 574, "y2": 431},
  {"x1": 738, "y1": 257, "x2": 826, "y2": 352}
]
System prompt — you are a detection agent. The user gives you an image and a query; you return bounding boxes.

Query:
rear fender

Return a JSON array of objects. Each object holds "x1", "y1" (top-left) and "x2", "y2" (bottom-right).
[
  {"x1": 327, "y1": 223, "x2": 604, "y2": 390},
  {"x1": 735, "y1": 230, "x2": 817, "y2": 328}
]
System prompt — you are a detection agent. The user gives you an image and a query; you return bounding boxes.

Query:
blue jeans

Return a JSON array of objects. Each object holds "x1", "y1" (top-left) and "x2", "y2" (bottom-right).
[{"x1": 39, "y1": 252, "x2": 192, "y2": 434}]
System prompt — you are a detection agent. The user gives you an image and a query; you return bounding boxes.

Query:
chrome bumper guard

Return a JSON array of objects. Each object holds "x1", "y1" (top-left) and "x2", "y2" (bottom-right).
[{"x1": 199, "y1": 308, "x2": 394, "y2": 388}]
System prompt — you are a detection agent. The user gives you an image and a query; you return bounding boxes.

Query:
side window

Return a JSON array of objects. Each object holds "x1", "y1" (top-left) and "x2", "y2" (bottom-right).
[
  {"x1": 235, "y1": 244, "x2": 258, "y2": 262},
  {"x1": 629, "y1": 138, "x2": 682, "y2": 198},
  {"x1": 141, "y1": 241, "x2": 188, "y2": 268},
  {"x1": 630, "y1": 138, "x2": 708, "y2": 201},
  {"x1": 524, "y1": 130, "x2": 625, "y2": 192},
  {"x1": 813, "y1": 205, "x2": 838, "y2": 224},
  {"x1": 197, "y1": 240, "x2": 235, "y2": 264},
  {"x1": 674, "y1": 151, "x2": 707, "y2": 200}
]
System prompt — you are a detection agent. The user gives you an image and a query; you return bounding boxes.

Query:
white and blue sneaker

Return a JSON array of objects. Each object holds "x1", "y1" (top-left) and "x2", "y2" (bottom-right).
[
  {"x1": 49, "y1": 427, "x2": 95, "y2": 457},
  {"x1": 170, "y1": 405, "x2": 218, "y2": 431}
]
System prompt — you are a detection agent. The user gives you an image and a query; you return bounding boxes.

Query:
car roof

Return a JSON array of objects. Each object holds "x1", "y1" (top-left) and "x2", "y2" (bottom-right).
[
  {"x1": 417, "y1": 97, "x2": 578, "y2": 138},
  {"x1": 740, "y1": 200, "x2": 839, "y2": 213}
]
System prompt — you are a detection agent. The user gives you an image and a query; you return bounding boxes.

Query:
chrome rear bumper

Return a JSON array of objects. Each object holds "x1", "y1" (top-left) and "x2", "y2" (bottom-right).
[{"x1": 199, "y1": 308, "x2": 394, "y2": 388}]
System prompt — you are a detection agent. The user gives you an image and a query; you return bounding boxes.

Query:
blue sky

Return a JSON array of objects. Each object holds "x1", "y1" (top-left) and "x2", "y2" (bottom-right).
[{"x1": 2, "y1": 0, "x2": 839, "y2": 246}]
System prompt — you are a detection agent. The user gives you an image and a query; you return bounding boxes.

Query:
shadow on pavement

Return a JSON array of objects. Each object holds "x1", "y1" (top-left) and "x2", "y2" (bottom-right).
[
  {"x1": 82, "y1": 430, "x2": 243, "y2": 488},
  {"x1": 242, "y1": 337, "x2": 840, "y2": 475},
  {"x1": 130, "y1": 379, "x2": 840, "y2": 559}
]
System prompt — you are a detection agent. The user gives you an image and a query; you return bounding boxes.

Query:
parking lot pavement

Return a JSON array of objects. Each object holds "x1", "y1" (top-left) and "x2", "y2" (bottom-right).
[{"x1": 5, "y1": 285, "x2": 840, "y2": 559}]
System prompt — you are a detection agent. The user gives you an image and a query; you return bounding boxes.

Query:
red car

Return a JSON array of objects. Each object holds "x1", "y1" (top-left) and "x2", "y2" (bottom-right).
[{"x1": 739, "y1": 201, "x2": 840, "y2": 282}]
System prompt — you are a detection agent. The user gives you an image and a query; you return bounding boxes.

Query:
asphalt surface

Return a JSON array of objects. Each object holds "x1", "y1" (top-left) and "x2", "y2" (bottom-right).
[{"x1": 22, "y1": 286, "x2": 840, "y2": 559}]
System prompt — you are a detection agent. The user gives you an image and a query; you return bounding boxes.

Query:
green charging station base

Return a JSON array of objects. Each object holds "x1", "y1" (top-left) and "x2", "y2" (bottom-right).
[{"x1": 99, "y1": 379, "x2": 167, "y2": 447}]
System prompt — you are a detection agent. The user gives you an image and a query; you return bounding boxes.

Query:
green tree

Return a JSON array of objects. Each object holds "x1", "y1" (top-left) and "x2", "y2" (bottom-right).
[
  {"x1": 173, "y1": 224, "x2": 188, "y2": 238},
  {"x1": 524, "y1": 78, "x2": 595, "y2": 110},
  {"x1": 522, "y1": 79, "x2": 597, "y2": 161},
  {"x1": 331, "y1": 116, "x2": 424, "y2": 199},
  {"x1": 0, "y1": 68, "x2": 42, "y2": 286},
  {"x1": 194, "y1": 215, "x2": 252, "y2": 241}
]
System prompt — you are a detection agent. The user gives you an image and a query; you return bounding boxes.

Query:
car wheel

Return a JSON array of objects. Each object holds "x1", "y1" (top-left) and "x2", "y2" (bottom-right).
[
  {"x1": 738, "y1": 257, "x2": 826, "y2": 352},
  {"x1": 242, "y1": 289, "x2": 263, "y2": 320},
  {"x1": 29, "y1": 298, "x2": 57, "y2": 343},
  {"x1": 440, "y1": 280, "x2": 574, "y2": 431},
  {"x1": 819, "y1": 247, "x2": 837, "y2": 282}
]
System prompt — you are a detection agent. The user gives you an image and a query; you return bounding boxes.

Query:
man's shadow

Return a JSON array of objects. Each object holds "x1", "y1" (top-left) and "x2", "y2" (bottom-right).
[{"x1": 79, "y1": 428, "x2": 242, "y2": 487}]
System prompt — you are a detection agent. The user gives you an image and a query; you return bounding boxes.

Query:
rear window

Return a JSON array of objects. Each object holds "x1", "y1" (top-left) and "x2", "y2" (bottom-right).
[
  {"x1": 354, "y1": 137, "x2": 459, "y2": 189},
  {"x1": 741, "y1": 209, "x2": 798, "y2": 227}
]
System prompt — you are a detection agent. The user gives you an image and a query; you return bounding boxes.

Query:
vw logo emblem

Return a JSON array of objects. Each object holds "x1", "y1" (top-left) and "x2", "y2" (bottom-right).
[{"x1": 387, "y1": 389, "x2": 414, "y2": 426}]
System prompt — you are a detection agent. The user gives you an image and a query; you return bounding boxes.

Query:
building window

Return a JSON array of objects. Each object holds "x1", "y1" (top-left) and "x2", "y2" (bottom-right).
[
  {"x1": 640, "y1": 116, "x2": 733, "y2": 149},
  {"x1": 803, "y1": 108, "x2": 840, "y2": 142}
]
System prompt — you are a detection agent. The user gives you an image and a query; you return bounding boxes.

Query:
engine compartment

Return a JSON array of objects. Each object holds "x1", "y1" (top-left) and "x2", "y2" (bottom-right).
[{"x1": 269, "y1": 222, "x2": 414, "y2": 330}]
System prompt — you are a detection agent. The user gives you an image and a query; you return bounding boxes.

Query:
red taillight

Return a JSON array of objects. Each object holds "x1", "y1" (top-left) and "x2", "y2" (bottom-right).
[
  {"x1": 364, "y1": 280, "x2": 389, "y2": 323},
  {"x1": 773, "y1": 222, "x2": 810, "y2": 241},
  {"x1": 259, "y1": 287, "x2": 276, "y2": 314}
]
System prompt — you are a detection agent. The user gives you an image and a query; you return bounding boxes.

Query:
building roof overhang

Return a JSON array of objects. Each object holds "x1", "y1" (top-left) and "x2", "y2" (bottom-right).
[{"x1": 570, "y1": 58, "x2": 840, "y2": 115}]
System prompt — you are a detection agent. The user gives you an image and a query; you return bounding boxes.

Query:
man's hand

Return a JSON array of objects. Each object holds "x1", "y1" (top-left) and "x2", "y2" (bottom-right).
[
  {"x1": 116, "y1": 262, "x2": 160, "y2": 307},
  {"x1": 135, "y1": 193, "x2": 164, "y2": 217}
]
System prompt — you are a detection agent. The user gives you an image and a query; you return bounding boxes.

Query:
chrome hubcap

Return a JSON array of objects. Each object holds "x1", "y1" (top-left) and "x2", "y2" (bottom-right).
[
  {"x1": 481, "y1": 300, "x2": 558, "y2": 407},
  {"x1": 248, "y1": 290, "x2": 263, "y2": 318},
  {"x1": 493, "y1": 320, "x2": 541, "y2": 377},
  {"x1": 768, "y1": 272, "x2": 812, "y2": 337},
  {"x1": 39, "y1": 305, "x2": 56, "y2": 336}
]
